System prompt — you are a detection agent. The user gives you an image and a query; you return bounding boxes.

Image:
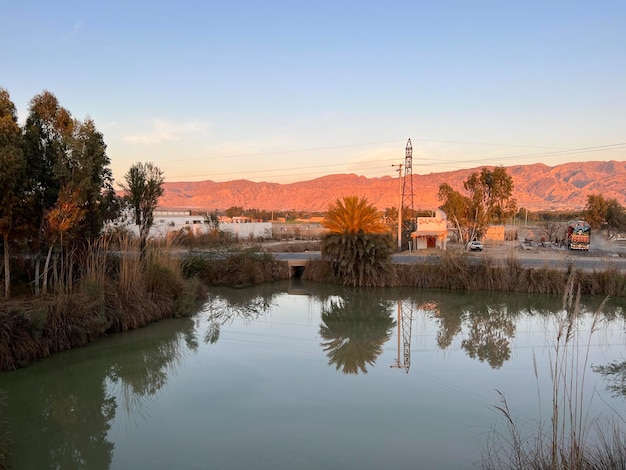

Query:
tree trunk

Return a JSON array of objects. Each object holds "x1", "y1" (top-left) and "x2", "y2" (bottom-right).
[
  {"x1": 3, "y1": 233, "x2": 9, "y2": 298},
  {"x1": 34, "y1": 256, "x2": 40, "y2": 296},
  {"x1": 43, "y1": 243, "x2": 54, "y2": 294}
]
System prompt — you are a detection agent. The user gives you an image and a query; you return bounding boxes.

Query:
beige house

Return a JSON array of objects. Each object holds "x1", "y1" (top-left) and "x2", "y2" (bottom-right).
[
  {"x1": 411, "y1": 209, "x2": 448, "y2": 250},
  {"x1": 484, "y1": 225, "x2": 505, "y2": 244}
]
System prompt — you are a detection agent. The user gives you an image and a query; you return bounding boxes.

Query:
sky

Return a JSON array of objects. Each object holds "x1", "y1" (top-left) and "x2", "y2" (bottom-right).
[{"x1": 2, "y1": 1, "x2": 625, "y2": 186}]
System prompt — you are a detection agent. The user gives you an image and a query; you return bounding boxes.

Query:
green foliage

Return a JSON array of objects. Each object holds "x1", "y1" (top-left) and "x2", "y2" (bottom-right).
[
  {"x1": 174, "y1": 277, "x2": 205, "y2": 318},
  {"x1": 585, "y1": 193, "x2": 626, "y2": 237},
  {"x1": 321, "y1": 232, "x2": 396, "y2": 287},
  {"x1": 224, "y1": 206, "x2": 244, "y2": 218},
  {"x1": 144, "y1": 262, "x2": 184, "y2": 300},
  {"x1": 0, "y1": 87, "x2": 25, "y2": 297},
  {"x1": 319, "y1": 196, "x2": 394, "y2": 287},
  {"x1": 182, "y1": 249, "x2": 288, "y2": 286},
  {"x1": 70, "y1": 118, "x2": 118, "y2": 239},
  {"x1": 439, "y1": 167, "x2": 516, "y2": 244},
  {"x1": 5, "y1": 90, "x2": 119, "y2": 296},
  {"x1": 584, "y1": 194, "x2": 609, "y2": 229},
  {"x1": 122, "y1": 162, "x2": 164, "y2": 248}
]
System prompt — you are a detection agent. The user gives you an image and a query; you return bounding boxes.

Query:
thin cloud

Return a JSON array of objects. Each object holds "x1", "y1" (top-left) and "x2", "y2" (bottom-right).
[{"x1": 124, "y1": 119, "x2": 212, "y2": 145}]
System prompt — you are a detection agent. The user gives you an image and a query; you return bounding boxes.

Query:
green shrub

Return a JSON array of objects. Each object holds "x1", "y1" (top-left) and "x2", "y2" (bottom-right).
[{"x1": 321, "y1": 232, "x2": 396, "y2": 287}]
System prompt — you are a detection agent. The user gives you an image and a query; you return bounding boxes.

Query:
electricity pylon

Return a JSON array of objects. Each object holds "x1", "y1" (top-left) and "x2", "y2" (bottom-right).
[
  {"x1": 391, "y1": 299, "x2": 413, "y2": 373},
  {"x1": 395, "y1": 139, "x2": 415, "y2": 250},
  {"x1": 402, "y1": 138, "x2": 414, "y2": 227}
]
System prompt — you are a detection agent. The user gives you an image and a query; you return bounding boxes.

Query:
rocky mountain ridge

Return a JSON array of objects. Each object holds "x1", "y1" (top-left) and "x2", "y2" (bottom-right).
[{"x1": 158, "y1": 160, "x2": 626, "y2": 212}]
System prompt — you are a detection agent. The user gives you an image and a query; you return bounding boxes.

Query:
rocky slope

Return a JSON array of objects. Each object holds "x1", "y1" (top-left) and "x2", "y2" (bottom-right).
[{"x1": 158, "y1": 160, "x2": 626, "y2": 212}]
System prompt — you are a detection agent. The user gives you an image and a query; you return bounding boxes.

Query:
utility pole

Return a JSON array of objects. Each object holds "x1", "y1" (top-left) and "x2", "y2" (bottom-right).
[
  {"x1": 392, "y1": 139, "x2": 415, "y2": 251},
  {"x1": 392, "y1": 163, "x2": 403, "y2": 250}
]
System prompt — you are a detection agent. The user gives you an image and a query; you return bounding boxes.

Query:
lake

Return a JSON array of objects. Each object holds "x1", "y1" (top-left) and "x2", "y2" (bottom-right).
[{"x1": 1, "y1": 279, "x2": 625, "y2": 469}]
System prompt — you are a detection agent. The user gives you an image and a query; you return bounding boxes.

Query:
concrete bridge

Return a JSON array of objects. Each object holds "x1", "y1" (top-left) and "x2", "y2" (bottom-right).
[{"x1": 272, "y1": 253, "x2": 320, "y2": 278}]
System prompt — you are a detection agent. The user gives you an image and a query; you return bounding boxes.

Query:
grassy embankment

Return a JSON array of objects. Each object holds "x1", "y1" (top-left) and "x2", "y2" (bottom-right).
[
  {"x1": 1, "y1": 237, "x2": 197, "y2": 371},
  {"x1": 0, "y1": 239, "x2": 290, "y2": 372},
  {"x1": 305, "y1": 251, "x2": 626, "y2": 297}
]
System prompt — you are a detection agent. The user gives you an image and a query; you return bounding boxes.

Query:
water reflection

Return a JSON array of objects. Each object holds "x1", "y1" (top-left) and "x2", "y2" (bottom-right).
[
  {"x1": 2, "y1": 282, "x2": 625, "y2": 469},
  {"x1": 201, "y1": 282, "x2": 626, "y2": 371},
  {"x1": 202, "y1": 284, "x2": 278, "y2": 344},
  {"x1": 460, "y1": 305, "x2": 516, "y2": 369},
  {"x1": 318, "y1": 291, "x2": 395, "y2": 374},
  {"x1": 593, "y1": 361, "x2": 626, "y2": 398},
  {"x1": 0, "y1": 317, "x2": 195, "y2": 469}
]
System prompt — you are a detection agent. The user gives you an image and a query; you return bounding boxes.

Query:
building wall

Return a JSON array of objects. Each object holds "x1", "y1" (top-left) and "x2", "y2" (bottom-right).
[
  {"x1": 412, "y1": 210, "x2": 448, "y2": 250},
  {"x1": 484, "y1": 225, "x2": 505, "y2": 244},
  {"x1": 108, "y1": 211, "x2": 272, "y2": 240}
]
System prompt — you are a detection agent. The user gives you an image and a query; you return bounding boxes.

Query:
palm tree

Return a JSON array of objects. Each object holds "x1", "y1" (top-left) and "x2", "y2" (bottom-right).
[
  {"x1": 323, "y1": 196, "x2": 387, "y2": 234},
  {"x1": 321, "y1": 196, "x2": 396, "y2": 287}
]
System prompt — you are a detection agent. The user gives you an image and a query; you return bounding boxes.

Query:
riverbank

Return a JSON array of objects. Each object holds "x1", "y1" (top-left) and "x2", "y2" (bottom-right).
[{"x1": 4, "y1": 243, "x2": 624, "y2": 373}]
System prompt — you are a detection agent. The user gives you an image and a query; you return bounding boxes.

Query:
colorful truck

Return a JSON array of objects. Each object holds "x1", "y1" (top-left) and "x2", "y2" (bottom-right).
[{"x1": 567, "y1": 220, "x2": 591, "y2": 251}]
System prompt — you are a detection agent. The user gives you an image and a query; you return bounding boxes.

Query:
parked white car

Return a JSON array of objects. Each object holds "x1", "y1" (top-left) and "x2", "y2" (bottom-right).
[{"x1": 467, "y1": 240, "x2": 483, "y2": 251}]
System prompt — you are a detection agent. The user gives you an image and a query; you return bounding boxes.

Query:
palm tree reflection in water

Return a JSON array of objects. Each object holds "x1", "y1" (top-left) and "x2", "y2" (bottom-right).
[{"x1": 319, "y1": 292, "x2": 396, "y2": 374}]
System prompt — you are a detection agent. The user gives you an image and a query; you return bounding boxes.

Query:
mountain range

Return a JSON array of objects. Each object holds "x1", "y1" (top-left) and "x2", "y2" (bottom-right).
[{"x1": 158, "y1": 160, "x2": 626, "y2": 213}]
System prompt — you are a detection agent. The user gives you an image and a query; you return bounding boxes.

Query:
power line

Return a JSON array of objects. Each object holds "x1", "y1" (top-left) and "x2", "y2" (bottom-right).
[{"x1": 161, "y1": 141, "x2": 626, "y2": 182}]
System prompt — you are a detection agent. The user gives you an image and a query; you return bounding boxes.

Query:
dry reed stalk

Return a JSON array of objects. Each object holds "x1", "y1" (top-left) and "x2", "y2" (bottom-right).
[{"x1": 483, "y1": 272, "x2": 620, "y2": 469}]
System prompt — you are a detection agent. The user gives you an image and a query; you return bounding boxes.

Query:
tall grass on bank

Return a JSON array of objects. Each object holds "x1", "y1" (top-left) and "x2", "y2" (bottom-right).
[
  {"x1": 0, "y1": 236, "x2": 203, "y2": 371},
  {"x1": 393, "y1": 253, "x2": 626, "y2": 297},
  {"x1": 305, "y1": 249, "x2": 626, "y2": 297},
  {"x1": 482, "y1": 274, "x2": 626, "y2": 469},
  {"x1": 182, "y1": 248, "x2": 289, "y2": 287}
]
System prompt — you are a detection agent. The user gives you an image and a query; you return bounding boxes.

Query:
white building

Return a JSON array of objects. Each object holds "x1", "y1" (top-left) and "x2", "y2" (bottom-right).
[
  {"x1": 410, "y1": 209, "x2": 448, "y2": 250},
  {"x1": 108, "y1": 210, "x2": 272, "y2": 240}
]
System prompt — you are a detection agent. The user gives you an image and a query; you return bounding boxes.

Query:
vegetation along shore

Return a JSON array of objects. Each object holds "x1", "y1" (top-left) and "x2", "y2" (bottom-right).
[{"x1": 2, "y1": 88, "x2": 626, "y2": 468}]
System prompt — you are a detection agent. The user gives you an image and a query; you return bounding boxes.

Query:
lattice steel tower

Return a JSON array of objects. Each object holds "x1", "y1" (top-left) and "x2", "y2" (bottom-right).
[
  {"x1": 401, "y1": 139, "x2": 415, "y2": 239},
  {"x1": 391, "y1": 299, "x2": 413, "y2": 373}
]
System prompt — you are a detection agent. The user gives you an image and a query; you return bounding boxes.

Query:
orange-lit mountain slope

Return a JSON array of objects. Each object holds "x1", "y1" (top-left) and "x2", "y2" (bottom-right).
[{"x1": 158, "y1": 160, "x2": 626, "y2": 212}]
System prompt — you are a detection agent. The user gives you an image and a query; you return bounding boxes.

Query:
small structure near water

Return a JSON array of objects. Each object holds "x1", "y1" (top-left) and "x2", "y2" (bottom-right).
[{"x1": 410, "y1": 209, "x2": 448, "y2": 250}]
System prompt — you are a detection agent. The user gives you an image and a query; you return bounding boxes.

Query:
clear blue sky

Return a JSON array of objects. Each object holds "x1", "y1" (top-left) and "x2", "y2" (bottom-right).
[{"x1": 2, "y1": 1, "x2": 625, "y2": 185}]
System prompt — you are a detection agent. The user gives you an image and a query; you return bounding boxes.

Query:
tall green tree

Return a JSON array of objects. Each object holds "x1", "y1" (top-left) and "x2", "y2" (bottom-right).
[
  {"x1": 0, "y1": 88, "x2": 25, "y2": 297},
  {"x1": 438, "y1": 182, "x2": 472, "y2": 243},
  {"x1": 22, "y1": 91, "x2": 73, "y2": 219},
  {"x1": 439, "y1": 167, "x2": 516, "y2": 244},
  {"x1": 123, "y1": 162, "x2": 164, "y2": 250},
  {"x1": 21, "y1": 91, "x2": 73, "y2": 293},
  {"x1": 605, "y1": 199, "x2": 626, "y2": 238},
  {"x1": 70, "y1": 118, "x2": 118, "y2": 240},
  {"x1": 584, "y1": 193, "x2": 626, "y2": 237},
  {"x1": 584, "y1": 194, "x2": 609, "y2": 229}
]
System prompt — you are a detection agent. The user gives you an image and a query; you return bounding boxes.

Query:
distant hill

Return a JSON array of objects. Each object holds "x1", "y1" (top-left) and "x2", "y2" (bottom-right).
[{"x1": 158, "y1": 160, "x2": 626, "y2": 212}]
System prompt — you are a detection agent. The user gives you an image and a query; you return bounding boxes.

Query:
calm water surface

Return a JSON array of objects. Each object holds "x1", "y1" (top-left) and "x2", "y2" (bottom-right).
[{"x1": 1, "y1": 280, "x2": 626, "y2": 469}]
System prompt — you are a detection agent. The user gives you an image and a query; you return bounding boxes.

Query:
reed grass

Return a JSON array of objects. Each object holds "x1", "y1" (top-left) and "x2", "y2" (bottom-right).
[
  {"x1": 389, "y1": 252, "x2": 626, "y2": 298},
  {"x1": 0, "y1": 236, "x2": 204, "y2": 370},
  {"x1": 183, "y1": 248, "x2": 289, "y2": 287},
  {"x1": 482, "y1": 274, "x2": 626, "y2": 469}
]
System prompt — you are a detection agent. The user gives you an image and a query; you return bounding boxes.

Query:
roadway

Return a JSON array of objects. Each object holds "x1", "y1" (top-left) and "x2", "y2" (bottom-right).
[{"x1": 273, "y1": 247, "x2": 626, "y2": 272}]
